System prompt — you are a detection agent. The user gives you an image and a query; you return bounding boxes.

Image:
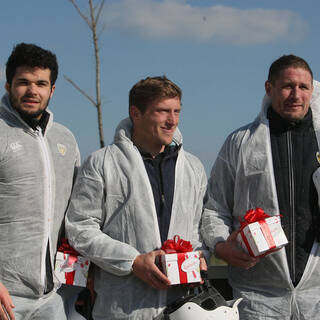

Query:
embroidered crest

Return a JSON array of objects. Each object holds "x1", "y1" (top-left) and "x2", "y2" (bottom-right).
[
  {"x1": 57, "y1": 143, "x2": 67, "y2": 156},
  {"x1": 317, "y1": 151, "x2": 320, "y2": 165},
  {"x1": 10, "y1": 141, "x2": 22, "y2": 152}
]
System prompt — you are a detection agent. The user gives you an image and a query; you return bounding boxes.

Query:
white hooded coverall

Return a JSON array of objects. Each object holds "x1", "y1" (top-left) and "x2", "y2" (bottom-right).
[
  {"x1": 66, "y1": 118, "x2": 207, "y2": 320},
  {"x1": 201, "y1": 81, "x2": 320, "y2": 320},
  {"x1": 0, "y1": 94, "x2": 80, "y2": 319}
]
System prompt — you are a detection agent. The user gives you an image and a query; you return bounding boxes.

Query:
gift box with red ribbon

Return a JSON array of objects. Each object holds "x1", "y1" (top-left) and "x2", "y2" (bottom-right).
[
  {"x1": 160, "y1": 235, "x2": 201, "y2": 285},
  {"x1": 54, "y1": 238, "x2": 90, "y2": 287},
  {"x1": 237, "y1": 208, "x2": 288, "y2": 257}
]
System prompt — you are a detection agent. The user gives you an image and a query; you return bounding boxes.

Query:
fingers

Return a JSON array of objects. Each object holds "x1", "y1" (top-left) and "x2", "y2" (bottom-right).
[
  {"x1": 215, "y1": 236, "x2": 259, "y2": 269},
  {"x1": 199, "y1": 257, "x2": 207, "y2": 271},
  {"x1": 198, "y1": 256, "x2": 208, "y2": 284},
  {"x1": 0, "y1": 283, "x2": 15, "y2": 320},
  {"x1": 149, "y1": 264, "x2": 171, "y2": 289},
  {"x1": 149, "y1": 269, "x2": 171, "y2": 289},
  {"x1": 2, "y1": 302, "x2": 15, "y2": 320},
  {"x1": 0, "y1": 303, "x2": 15, "y2": 320},
  {"x1": 0, "y1": 304, "x2": 8, "y2": 320},
  {"x1": 228, "y1": 230, "x2": 240, "y2": 241},
  {"x1": 236, "y1": 256, "x2": 259, "y2": 269},
  {"x1": 227, "y1": 245, "x2": 258, "y2": 268},
  {"x1": 132, "y1": 251, "x2": 171, "y2": 290},
  {"x1": 154, "y1": 249, "x2": 166, "y2": 257}
]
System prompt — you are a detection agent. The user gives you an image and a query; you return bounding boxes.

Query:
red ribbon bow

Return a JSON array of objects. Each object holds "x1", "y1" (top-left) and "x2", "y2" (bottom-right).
[
  {"x1": 239, "y1": 207, "x2": 271, "y2": 229},
  {"x1": 57, "y1": 238, "x2": 79, "y2": 256},
  {"x1": 161, "y1": 235, "x2": 193, "y2": 254}
]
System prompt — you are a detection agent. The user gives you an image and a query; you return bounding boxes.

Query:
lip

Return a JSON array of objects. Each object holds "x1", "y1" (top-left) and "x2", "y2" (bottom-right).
[
  {"x1": 285, "y1": 104, "x2": 303, "y2": 109},
  {"x1": 22, "y1": 99, "x2": 40, "y2": 105},
  {"x1": 161, "y1": 127, "x2": 175, "y2": 133}
]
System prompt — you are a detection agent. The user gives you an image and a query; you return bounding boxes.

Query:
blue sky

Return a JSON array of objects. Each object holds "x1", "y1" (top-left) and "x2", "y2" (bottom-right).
[{"x1": 1, "y1": 0, "x2": 319, "y2": 173}]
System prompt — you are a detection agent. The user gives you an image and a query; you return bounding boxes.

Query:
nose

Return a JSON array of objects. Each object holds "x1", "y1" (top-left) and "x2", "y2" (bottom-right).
[
  {"x1": 291, "y1": 86, "x2": 301, "y2": 100},
  {"x1": 26, "y1": 83, "x2": 38, "y2": 95},
  {"x1": 167, "y1": 111, "x2": 178, "y2": 126}
]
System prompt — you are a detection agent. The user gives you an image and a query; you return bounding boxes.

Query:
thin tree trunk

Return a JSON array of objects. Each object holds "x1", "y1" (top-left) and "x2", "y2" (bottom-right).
[
  {"x1": 89, "y1": 0, "x2": 104, "y2": 147},
  {"x1": 66, "y1": 0, "x2": 105, "y2": 148}
]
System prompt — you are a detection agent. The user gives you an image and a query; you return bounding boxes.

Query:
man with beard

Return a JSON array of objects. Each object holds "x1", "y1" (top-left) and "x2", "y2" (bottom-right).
[{"x1": 0, "y1": 43, "x2": 80, "y2": 320}]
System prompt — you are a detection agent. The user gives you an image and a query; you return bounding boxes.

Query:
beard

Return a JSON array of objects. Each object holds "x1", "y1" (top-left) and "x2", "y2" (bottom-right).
[{"x1": 9, "y1": 92, "x2": 51, "y2": 120}]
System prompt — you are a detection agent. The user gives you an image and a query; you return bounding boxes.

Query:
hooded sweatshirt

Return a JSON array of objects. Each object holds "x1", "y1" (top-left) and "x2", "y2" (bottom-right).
[{"x1": 0, "y1": 94, "x2": 80, "y2": 298}]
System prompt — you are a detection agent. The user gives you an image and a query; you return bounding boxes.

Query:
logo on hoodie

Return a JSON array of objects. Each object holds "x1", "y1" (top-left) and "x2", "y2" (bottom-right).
[
  {"x1": 10, "y1": 141, "x2": 22, "y2": 152},
  {"x1": 57, "y1": 143, "x2": 67, "y2": 156},
  {"x1": 317, "y1": 151, "x2": 320, "y2": 165}
]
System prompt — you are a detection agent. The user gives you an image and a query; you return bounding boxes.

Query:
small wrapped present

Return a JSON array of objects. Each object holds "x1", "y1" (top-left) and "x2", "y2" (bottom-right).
[
  {"x1": 54, "y1": 238, "x2": 90, "y2": 287},
  {"x1": 237, "y1": 208, "x2": 288, "y2": 258},
  {"x1": 160, "y1": 235, "x2": 201, "y2": 285}
]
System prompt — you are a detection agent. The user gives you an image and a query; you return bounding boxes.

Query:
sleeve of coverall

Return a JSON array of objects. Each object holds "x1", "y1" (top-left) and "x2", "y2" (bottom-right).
[
  {"x1": 65, "y1": 150, "x2": 140, "y2": 276},
  {"x1": 201, "y1": 134, "x2": 237, "y2": 252},
  {"x1": 191, "y1": 162, "x2": 209, "y2": 260}
]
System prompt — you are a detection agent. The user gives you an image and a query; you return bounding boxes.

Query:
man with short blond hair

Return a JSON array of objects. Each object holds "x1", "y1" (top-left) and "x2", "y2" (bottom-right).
[{"x1": 66, "y1": 76, "x2": 207, "y2": 320}]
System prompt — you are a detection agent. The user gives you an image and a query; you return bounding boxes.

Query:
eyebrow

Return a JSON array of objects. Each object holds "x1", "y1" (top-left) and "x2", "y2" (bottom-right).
[{"x1": 15, "y1": 78, "x2": 50, "y2": 84}]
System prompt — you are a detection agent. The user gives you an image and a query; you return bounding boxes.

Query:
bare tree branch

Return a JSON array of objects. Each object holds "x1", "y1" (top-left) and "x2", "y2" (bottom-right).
[
  {"x1": 64, "y1": 75, "x2": 96, "y2": 107},
  {"x1": 67, "y1": 0, "x2": 105, "y2": 148},
  {"x1": 95, "y1": 0, "x2": 105, "y2": 25},
  {"x1": 68, "y1": 0, "x2": 92, "y2": 28}
]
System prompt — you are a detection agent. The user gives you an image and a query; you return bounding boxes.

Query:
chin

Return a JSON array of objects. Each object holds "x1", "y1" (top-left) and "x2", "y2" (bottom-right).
[{"x1": 285, "y1": 115, "x2": 304, "y2": 122}]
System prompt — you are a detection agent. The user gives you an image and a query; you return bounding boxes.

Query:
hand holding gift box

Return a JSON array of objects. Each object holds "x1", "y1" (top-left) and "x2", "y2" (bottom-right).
[
  {"x1": 160, "y1": 235, "x2": 201, "y2": 285},
  {"x1": 55, "y1": 238, "x2": 90, "y2": 287},
  {"x1": 237, "y1": 208, "x2": 288, "y2": 258}
]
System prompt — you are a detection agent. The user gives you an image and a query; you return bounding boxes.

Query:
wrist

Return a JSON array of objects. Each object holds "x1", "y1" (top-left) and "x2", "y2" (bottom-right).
[{"x1": 214, "y1": 241, "x2": 226, "y2": 259}]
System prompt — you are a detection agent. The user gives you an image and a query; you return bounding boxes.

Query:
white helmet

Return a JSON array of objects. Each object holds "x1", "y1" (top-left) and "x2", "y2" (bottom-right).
[
  {"x1": 168, "y1": 298, "x2": 242, "y2": 320},
  {"x1": 155, "y1": 271, "x2": 242, "y2": 320}
]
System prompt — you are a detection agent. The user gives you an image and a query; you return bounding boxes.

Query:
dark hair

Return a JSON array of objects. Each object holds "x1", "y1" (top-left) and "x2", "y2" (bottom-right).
[
  {"x1": 268, "y1": 54, "x2": 313, "y2": 84},
  {"x1": 6, "y1": 43, "x2": 58, "y2": 86},
  {"x1": 129, "y1": 76, "x2": 182, "y2": 114}
]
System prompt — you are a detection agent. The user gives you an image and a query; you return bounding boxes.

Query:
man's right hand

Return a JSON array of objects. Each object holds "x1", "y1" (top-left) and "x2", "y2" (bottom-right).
[
  {"x1": 132, "y1": 250, "x2": 171, "y2": 290},
  {"x1": 0, "y1": 282, "x2": 15, "y2": 320},
  {"x1": 215, "y1": 231, "x2": 259, "y2": 269}
]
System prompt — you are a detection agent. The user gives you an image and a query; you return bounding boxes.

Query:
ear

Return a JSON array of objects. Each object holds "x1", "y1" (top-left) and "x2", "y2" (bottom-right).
[
  {"x1": 50, "y1": 84, "x2": 56, "y2": 98},
  {"x1": 265, "y1": 81, "x2": 272, "y2": 96},
  {"x1": 129, "y1": 105, "x2": 142, "y2": 121},
  {"x1": 5, "y1": 82, "x2": 10, "y2": 93}
]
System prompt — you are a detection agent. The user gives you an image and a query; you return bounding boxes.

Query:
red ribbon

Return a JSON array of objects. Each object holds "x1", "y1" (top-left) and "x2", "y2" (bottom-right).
[
  {"x1": 177, "y1": 253, "x2": 188, "y2": 283},
  {"x1": 239, "y1": 208, "x2": 271, "y2": 228},
  {"x1": 57, "y1": 238, "x2": 81, "y2": 285},
  {"x1": 239, "y1": 208, "x2": 277, "y2": 257},
  {"x1": 161, "y1": 235, "x2": 193, "y2": 254},
  {"x1": 57, "y1": 238, "x2": 80, "y2": 255},
  {"x1": 64, "y1": 253, "x2": 78, "y2": 285}
]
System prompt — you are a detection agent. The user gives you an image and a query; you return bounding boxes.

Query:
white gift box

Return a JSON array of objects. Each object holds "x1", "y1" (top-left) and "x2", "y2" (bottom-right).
[
  {"x1": 160, "y1": 251, "x2": 201, "y2": 285},
  {"x1": 237, "y1": 216, "x2": 288, "y2": 257},
  {"x1": 54, "y1": 252, "x2": 90, "y2": 287}
]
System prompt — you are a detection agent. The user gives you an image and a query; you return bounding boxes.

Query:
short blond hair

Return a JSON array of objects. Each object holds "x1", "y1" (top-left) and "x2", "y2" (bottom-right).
[{"x1": 129, "y1": 76, "x2": 182, "y2": 114}]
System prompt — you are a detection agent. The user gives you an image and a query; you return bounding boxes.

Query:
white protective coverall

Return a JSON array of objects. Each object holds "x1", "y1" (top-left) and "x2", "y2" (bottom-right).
[
  {"x1": 0, "y1": 94, "x2": 80, "y2": 319},
  {"x1": 65, "y1": 118, "x2": 207, "y2": 320},
  {"x1": 201, "y1": 81, "x2": 320, "y2": 320}
]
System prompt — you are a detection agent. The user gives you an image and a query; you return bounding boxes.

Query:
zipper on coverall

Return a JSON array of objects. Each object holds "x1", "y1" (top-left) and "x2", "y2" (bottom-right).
[
  {"x1": 287, "y1": 130, "x2": 296, "y2": 283},
  {"x1": 36, "y1": 126, "x2": 53, "y2": 294}
]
